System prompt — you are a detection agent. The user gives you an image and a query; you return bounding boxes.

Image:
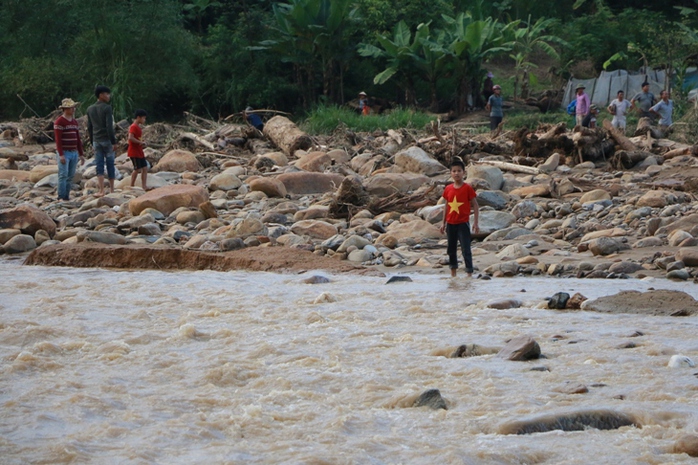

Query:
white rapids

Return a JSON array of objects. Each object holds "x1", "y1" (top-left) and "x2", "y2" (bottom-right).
[{"x1": 2, "y1": 259, "x2": 698, "y2": 464}]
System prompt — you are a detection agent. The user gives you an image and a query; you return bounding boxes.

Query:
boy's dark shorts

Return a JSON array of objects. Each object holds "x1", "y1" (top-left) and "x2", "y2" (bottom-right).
[{"x1": 130, "y1": 157, "x2": 148, "y2": 170}]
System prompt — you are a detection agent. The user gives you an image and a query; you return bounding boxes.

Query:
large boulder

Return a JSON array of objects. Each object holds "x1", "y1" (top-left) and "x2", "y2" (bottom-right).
[
  {"x1": 656, "y1": 214, "x2": 698, "y2": 236},
  {"x1": 128, "y1": 184, "x2": 209, "y2": 216},
  {"x1": 466, "y1": 165, "x2": 503, "y2": 190},
  {"x1": 0, "y1": 204, "x2": 56, "y2": 237},
  {"x1": 363, "y1": 173, "x2": 429, "y2": 197},
  {"x1": 153, "y1": 149, "x2": 200, "y2": 173},
  {"x1": 478, "y1": 211, "x2": 516, "y2": 237},
  {"x1": 295, "y1": 151, "x2": 332, "y2": 172},
  {"x1": 588, "y1": 237, "x2": 625, "y2": 256},
  {"x1": 276, "y1": 172, "x2": 344, "y2": 195},
  {"x1": 209, "y1": 173, "x2": 242, "y2": 191},
  {"x1": 249, "y1": 177, "x2": 287, "y2": 198},
  {"x1": 290, "y1": 220, "x2": 338, "y2": 239},
  {"x1": 29, "y1": 165, "x2": 59, "y2": 183},
  {"x1": 394, "y1": 146, "x2": 447, "y2": 176},
  {"x1": 0, "y1": 170, "x2": 31, "y2": 182},
  {"x1": 2, "y1": 234, "x2": 37, "y2": 254},
  {"x1": 378, "y1": 219, "x2": 441, "y2": 242}
]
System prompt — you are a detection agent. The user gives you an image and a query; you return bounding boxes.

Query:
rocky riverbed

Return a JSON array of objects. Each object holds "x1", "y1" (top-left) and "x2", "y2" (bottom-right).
[{"x1": 2, "y1": 115, "x2": 698, "y2": 292}]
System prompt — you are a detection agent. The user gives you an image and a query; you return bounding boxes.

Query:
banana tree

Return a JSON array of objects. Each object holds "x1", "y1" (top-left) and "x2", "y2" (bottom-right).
[
  {"x1": 441, "y1": 13, "x2": 513, "y2": 113},
  {"x1": 359, "y1": 20, "x2": 431, "y2": 107},
  {"x1": 252, "y1": 0, "x2": 358, "y2": 106},
  {"x1": 508, "y1": 15, "x2": 566, "y2": 100}
]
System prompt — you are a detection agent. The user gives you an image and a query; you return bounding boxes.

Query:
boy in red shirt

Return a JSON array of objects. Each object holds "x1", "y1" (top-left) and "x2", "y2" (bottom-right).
[
  {"x1": 127, "y1": 109, "x2": 149, "y2": 190},
  {"x1": 440, "y1": 159, "x2": 479, "y2": 277}
]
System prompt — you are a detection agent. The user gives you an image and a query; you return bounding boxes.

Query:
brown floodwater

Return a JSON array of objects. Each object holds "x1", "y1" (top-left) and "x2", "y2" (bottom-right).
[{"x1": 1, "y1": 259, "x2": 697, "y2": 464}]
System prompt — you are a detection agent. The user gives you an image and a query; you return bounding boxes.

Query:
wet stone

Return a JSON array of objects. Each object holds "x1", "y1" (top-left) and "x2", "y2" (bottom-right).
[
  {"x1": 303, "y1": 275, "x2": 331, "y2": 284},
  {"x1": 413, "y1": 389, "x2": 447, "y2": 410},
  {"x1": 386, "y1": 276, "x2": 413, "y2": 284},
  {"x1": 548, "y1": 292, "x2": 570, "y2": 309}
]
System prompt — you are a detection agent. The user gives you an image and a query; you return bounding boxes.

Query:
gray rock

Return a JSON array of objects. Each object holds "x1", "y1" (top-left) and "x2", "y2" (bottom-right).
[
  {"x1": 2, "y1": 234, "x2": 36, "y2": 253},
  {"x1": 413, "y1": 389, "x2": 447, "y2": 410},
  {"x1": 667, "y1": 269, "x2": 690, "y2": 281},
  {"x1": 512, "y1": 200, "x2": 537, "y2": 219},
  {"x1": 487, "y1": 298, "x2": 522, "y2": 309},
  {"x1": 476, "y1": 191, "x2": 508, "y2": 210},
  {"x1": 608, "y1": 261, "x2": 643, "y2": 274},
  {"x1": 386, "y1": 275, "x2": 413, "y2": 284},
  {"x1": 498, "y1": 409, "x2": 638, "y2": 435},
  {"x1": 548, "y1": 292, "x2": 570, "y2": 309},
  {"x1": 466, "y1": 165, "x2": 503, "y2": 190},
  {"x1": 138, "y1": 223, "x2": 161, "y2": 236},
  {"x1": 666, "y1": 260, "x2": 685, "y2": 272},
  {"x1": 76, "y1": 230, "x2": 127, "y2": 245},
  {"x1": 347, "y1": 249, "x2": 372, "y2": 262},
  {"x1": 220, "y1": 238, "x2": 245, "y2": 251},
  {"x1": 588, "y1": 237, "x2": 625, "y2": 256},
  {"x1": 303, "y1": 275, "x2": 331, "y2": 284}
]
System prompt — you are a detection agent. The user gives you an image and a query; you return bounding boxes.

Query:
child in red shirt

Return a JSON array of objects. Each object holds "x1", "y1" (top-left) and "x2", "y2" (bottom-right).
[
  {"x1": 128, "y1": 109, "x2": 149, "y2": 190},
  {"x1": 440, "y1": 159, "x2": 479, "y2": 277}
]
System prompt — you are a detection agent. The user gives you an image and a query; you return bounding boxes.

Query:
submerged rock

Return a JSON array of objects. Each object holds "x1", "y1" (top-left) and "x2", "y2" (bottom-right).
[
  {"x1": 412, "y1": 389, "x2": 447, "y2": 410},
  {"x1": 498, "y1": 409, "x2": 639, "y2": 434}
]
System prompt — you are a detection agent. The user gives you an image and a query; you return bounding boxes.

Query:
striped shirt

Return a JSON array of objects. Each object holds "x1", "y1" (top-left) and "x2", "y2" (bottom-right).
[{"x1": 54, "y1": 115, "x2": 84, "y2": 157}]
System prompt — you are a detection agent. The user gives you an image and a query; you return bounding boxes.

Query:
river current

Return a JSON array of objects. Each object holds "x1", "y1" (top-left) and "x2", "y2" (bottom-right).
[{"x1": 1, "y1": 258, "x2": 698, "y2": 464}]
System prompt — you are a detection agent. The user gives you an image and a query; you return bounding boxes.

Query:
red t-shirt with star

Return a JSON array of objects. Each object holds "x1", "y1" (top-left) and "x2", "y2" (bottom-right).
[
  {"x1": 127, "y1": 123, "x2": 145, "y2": 159},
  {"x1": 443, "y1": 183, "x2": 477, "y2": 224}
]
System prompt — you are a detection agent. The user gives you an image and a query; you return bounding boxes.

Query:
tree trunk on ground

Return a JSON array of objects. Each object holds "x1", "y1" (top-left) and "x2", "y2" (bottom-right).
[
  {"x1": 263, "y1": 116, "x2": 313, "y2": 157},
  {"x1": 603, "y1": 119, "x2": 637, "y2": 152}
]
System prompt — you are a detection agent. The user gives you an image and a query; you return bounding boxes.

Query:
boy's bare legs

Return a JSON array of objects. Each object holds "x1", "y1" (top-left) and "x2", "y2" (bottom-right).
[
  {"x1": 96, "y1": 175, "x2": 105, "y2": 197},
  {"x1": 141, "y1": 168, "x2": 148, "y2": 190},
  {"x1": 451, "y1": 268, "x2": 457, "y2": 278},
  {"x1": 130, "y1": 169, "x2": 138, "y2": 187},
  {"x1": 108, "y1": 178, "x2": 115, "y2": 194}
]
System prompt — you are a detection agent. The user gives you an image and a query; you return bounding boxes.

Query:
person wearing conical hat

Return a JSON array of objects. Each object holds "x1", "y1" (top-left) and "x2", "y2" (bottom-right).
[
  {"x1": 53, "y1": 98, "x2": 85, "y2": 201},
  {"x1": 574, "y1": 83, "x2": 590, "y2": 127}
]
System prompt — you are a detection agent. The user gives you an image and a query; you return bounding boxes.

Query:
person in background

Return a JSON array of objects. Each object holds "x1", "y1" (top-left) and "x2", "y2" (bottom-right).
[
  {"x1": 482, "y1": 72, "x2": 494, "y2": 103},
  {"x1": 128, "y1": 109, "x2": 149, "y2": 191},
  {"x1": 650, "y1": 90, "x2": 674, "y2": 133},
  {"x1": 575, "y1": 84, "x2": 590, "y2": 127},
  {"x1": 440, "y1": 158, "x2": 479, "y2": 278},
  {"x1": 608, "y1": 90, "x2": 632, "y2": 133},
  {"x1": 358, "y1": 91, "x2": 370, "y2": 115},
  {"x1": 582, "y1": 104, "x2": 599, "y2": 128},
  {"x1": 485, "y1": 84, "x2": 503, "y2": 131},
  {"x1": 87, "y1": 85, "x2": 117, "y2": 197},
  {"x1": 631, "y1": 82, "x2": 655, "y2": 120},
  {"x1": 244, "y1": 107, "x2": 264, "y2": 131},
  {"x1": 53, "y1": 98, "x2": 85, "y2": 201}
]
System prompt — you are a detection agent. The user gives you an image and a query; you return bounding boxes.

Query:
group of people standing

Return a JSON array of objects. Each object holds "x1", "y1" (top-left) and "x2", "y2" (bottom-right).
[
  {"x1": 574, "y1": 81, "x2": 674, "y2": 133},
  {"x1": 53, "y1": 86, "x2": 149, "y2": 201}
]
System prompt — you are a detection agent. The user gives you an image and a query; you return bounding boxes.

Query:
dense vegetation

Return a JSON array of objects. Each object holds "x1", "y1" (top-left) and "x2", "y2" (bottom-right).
[{"x1": 0, "y1": 0, "x2": 696, "y2": 122}]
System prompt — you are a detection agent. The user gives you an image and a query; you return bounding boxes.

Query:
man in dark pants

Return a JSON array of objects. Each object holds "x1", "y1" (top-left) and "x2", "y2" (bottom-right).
[{"x1": 87, "y1": 85, "x2": 117, "y2": 197}]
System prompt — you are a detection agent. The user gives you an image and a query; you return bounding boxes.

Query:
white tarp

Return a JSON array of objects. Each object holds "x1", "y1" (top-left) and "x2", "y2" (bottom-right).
[{"x1": 562, "y1": 68, "x2": 666, "y2": 109}]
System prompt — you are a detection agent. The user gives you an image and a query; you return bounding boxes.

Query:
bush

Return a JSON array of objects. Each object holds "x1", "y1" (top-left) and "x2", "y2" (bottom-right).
[{"x1": 301, "y1": 105, "x2": 436, "y2": 134}]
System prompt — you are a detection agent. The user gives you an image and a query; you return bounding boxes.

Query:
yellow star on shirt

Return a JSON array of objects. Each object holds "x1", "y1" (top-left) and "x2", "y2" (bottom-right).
[{"x1": 448, "y1": 196, "x2": 464, "y2": 214}]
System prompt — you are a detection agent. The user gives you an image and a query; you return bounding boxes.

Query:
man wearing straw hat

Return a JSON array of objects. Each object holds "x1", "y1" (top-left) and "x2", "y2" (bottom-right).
[
  {"x1": 574, "y1": 83, "x2": 590, "y2": 127},
  {"x1": 53, "y1": 98, "x2": 85, "y2": 201}
]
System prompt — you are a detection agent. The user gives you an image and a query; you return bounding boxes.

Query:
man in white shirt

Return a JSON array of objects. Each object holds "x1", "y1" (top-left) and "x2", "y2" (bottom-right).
[{"x1": 607, "y1": 90, "x2": 632, "y2": 133}]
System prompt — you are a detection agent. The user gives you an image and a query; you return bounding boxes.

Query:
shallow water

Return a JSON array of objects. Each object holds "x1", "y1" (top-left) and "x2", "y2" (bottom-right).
[{"x1": 2, "y1": 258, "x2": 698, "y2": 464}]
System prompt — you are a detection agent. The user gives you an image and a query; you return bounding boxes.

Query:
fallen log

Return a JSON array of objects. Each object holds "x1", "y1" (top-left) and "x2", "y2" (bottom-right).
[
  {"x1": 663, "y1": 147, "x2": 692, "y2": 160},
  {"x1": 602, "y1": 119, "x2": 636, "y2": 151},
  {"x1": 0, "y1": 150, "x2": 28, "y2": 161},
  {"x1": 476, "y1": 159, "x2": 540, "y2": 175},
  {"x1": 263, "y1": 116, "x2": 313, "y2": 157},
  {"x1": 634, "y1": 117, "x2": 663, "y2": 138},
  {"x1": 610, "y1": 150, "x2": 656, "y2": 170},
  {"x1": 179, "y1": 132, "x2": 216, "y2": 151},
  {"x1": 368, "y1": 184, "x2": 438, "y2": 215}
]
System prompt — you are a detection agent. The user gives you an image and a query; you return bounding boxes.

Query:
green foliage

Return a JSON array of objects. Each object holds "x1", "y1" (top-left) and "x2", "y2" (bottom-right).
[{"x1": 301, "y1": 104, "x2": 435, "y2": 133}]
